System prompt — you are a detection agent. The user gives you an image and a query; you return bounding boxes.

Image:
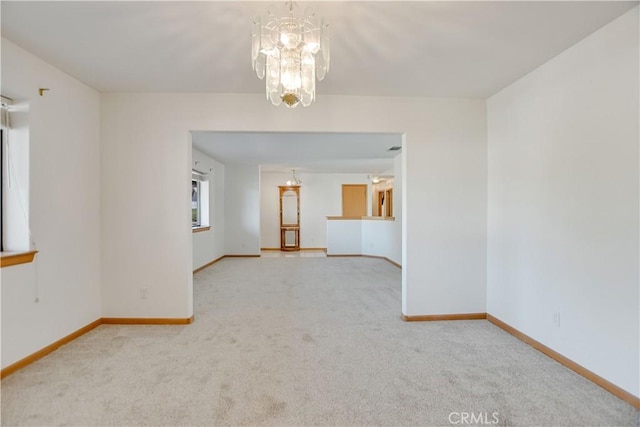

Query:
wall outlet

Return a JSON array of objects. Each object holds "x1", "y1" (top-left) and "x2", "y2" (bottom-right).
[
  {"x1": 140, "y1": 288, "x2": 148, "y2": 300},
  {"x1": 553, "y1": 312, "x2": 561, "y2": 328}
]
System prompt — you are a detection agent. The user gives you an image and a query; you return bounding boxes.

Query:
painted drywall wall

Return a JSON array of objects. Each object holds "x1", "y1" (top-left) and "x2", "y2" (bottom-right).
[
  {"x1": 225, "y1": 164, "x2": 261, "y2": 255},
  {"x1": 1, "y1": 39, "x2": 102, "y2": 369},
  {"x1": 192, "y1": 147, "x2": 225, "y2": 270},
  {"x1": 392, "y1": 153, "x2": 402, "y2": 266},
  {"x1": 100, "y1": 107, "x2": 193, "y2": 318},
  {"x1": 361, "y1": 220, "x2": 396, "y2": 261},
  {"x1": 260, "y1": 172, "x2": 372, "y2": 249},
  {"x1": 326, "y1": 219, "x2": 397, "y2": 262},
  {"x1": 403, "y1": 104, "x2": 487, "y2": 316},
  {"x1": 487, "y1": 8, "x2": 639, "y2": 396},
  {"x1": 100, "y1": 92, "x2": 487, "y2": 320},
  {"x1": 326, "y1": 220, "x2": 362, "y2": 255}
]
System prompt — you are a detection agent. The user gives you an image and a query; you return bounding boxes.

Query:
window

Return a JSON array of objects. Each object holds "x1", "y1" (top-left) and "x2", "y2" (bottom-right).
[
  {"x1": 192, "y1": 178, "x2": 201, "y2": 227},
  {"x1": 0, "y1": 98, "x2": 38, "y2": 267},
  {"x1": 192, "y1": 170, "x2": 210, "y2": 231}
]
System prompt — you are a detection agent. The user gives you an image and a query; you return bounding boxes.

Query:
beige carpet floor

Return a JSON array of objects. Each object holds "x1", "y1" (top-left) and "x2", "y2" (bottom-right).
[{"x1": 1, "y1": 257, "x2": 638, "y2": 426}]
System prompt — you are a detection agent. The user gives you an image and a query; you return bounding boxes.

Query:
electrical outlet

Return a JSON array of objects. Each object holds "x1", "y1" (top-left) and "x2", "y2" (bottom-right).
[{"x1": 140, "y1": 288, "x2": 148, "y2": 300}]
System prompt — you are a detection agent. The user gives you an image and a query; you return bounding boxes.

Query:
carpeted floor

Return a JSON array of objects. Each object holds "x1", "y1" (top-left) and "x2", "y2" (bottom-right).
[{"x1": 1, "y1": 257, "x2": 638, "y2": 426}]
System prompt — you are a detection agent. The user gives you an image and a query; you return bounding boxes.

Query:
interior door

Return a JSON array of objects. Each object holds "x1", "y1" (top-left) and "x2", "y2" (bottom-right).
[
  {"x1": 376, "y1": 191, "x2": 384, "y2": 216},
  {"x1": 342, "y1": 184, "x2": 367, "y2": 217},
  {"x1": 385, "y1": 188, "x2": 393, "y2": 217}
]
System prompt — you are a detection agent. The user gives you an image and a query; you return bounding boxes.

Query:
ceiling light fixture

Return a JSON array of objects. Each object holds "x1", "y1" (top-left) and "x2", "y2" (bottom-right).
[
  {"x1": 368, "y1": 174, "x2": 382, "y2": 184},
  {"x1": 286, "y1": 169, "x2": 302, "y2": 186},
  {"x1": 252, "y1": 1, "x2": 330, "y2": 108}
]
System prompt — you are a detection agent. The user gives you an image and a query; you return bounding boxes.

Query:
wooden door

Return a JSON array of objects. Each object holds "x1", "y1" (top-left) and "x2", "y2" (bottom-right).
[
  {"x1": 342, "y1": 184, "x2": 367, "y2": 217},
  {"x1": 385, "y1": 189, "x2": 393, "y2": 217},
  {"x1": 376, "y1": 191, "x2": 384, "y2": 216}
]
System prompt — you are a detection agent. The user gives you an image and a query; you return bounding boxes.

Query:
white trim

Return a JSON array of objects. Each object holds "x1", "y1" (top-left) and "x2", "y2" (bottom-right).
[{"x1": 192, "y1": 170, "x2": 208, "y2": 181}]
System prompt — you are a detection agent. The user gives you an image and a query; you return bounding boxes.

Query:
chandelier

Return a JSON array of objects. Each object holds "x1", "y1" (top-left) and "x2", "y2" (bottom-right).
[
  {"x1": 252, "y1": 1, "x2": 330, "y2": 108},
  {"x1": 286, "y1": 169, "x2": 302, "y2": 186}
]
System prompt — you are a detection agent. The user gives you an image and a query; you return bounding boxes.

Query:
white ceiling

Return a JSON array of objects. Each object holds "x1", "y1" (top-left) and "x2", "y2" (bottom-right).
[
  {"x1": 2, "y1": 1, "x2": 636, "y2": 172},
  {"x1": 192, "y1": 131, "x2": 401, "y2": 173},
  {"x1": 1, "y1": 1, "x2": 636, "y2": 98}
]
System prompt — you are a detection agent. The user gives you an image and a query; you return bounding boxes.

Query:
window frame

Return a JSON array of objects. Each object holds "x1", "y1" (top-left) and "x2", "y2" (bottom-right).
[{"x1": 0, "y1": 112, "x2": 39, "y2": 268}]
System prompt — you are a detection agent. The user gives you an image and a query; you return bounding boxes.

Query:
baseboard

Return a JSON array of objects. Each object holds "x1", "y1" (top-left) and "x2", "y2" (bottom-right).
[
  {"x1": 1, "y1": 316, "x2": 194, "y2": 379},
  {"x1": 487, "y1": 314, "x2": 640, "y2": 409},
  {"x1": 102, "y1": 316, "x2": 194, "y2": 325},
  {"x1": 361, "y1": 255, "x2": 402, "y2": 269},
  {"x1": 326, "y1": 254, "x2": 401, "y2": 268},
  {"x1": 260, "y1": 248, "x2": 327, "y2": 252},
  {"x1": 224, "y1": 254, "x2": 261, "y2": 258},
  {"x1": 193, "y1": 256, "x2": 224, "y2": 273},
  {"x1": 385, "y1": 258, "x2": 402, "y2": 269},
  {"x1": 402, "y1": 313, "x2": 487, "y2": 321},
  {"x1": 0, "y1": 318, "x2": 102, "y2": 379},
  {"x1": 193, "y1": 254, "x2": 262, "y2": 274}
]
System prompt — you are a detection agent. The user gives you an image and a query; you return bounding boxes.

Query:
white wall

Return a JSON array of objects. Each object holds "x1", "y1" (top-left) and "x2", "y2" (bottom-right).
[
  {"x1": 361, "y1": 220, "x2": 396, "y2": 261},
  {"x1": 326, "y1": 219, "x2": 398, "y2": 262},
  {"x1": 260, "y1": 171, "x2": 371, "y2": 249},
  {"x1": 1, "y1": 39, "x2": 102, "y2": 368},
  {"x1": 487, "y1": 8, "x2": 639, "y2": 397},
  {"x1": 404, "y1": 103, "x2": 487, "y2": 316},
  {"x1": 192, "y1": 147, "x2": 225, "y2": 270},
  {"x1": 326, "y1": 220, "x2": 362, "y2": 255},
  {"x1": 100, "y1": 93, "x2": 487, "y2": 320},
  {"x1": 391, "y1": 153, "x2": 402, "y2": 266},
  {"x1": 100, "y1": 103, "x2": 193, "y2": 318},
  {"x1": 225, "y1": 164, "x2": 261, "y2": 255}
]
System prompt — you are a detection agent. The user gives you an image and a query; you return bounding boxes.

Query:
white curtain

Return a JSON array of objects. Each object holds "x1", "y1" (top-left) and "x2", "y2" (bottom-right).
[{"x1": 0, "y1": 105, "x2": 10, "y2": 130}]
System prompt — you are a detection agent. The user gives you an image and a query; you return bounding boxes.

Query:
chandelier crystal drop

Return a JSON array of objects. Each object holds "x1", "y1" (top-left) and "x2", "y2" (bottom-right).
[{"x1": 252, "y1": 1, "x2": 330, "y2": 108}]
